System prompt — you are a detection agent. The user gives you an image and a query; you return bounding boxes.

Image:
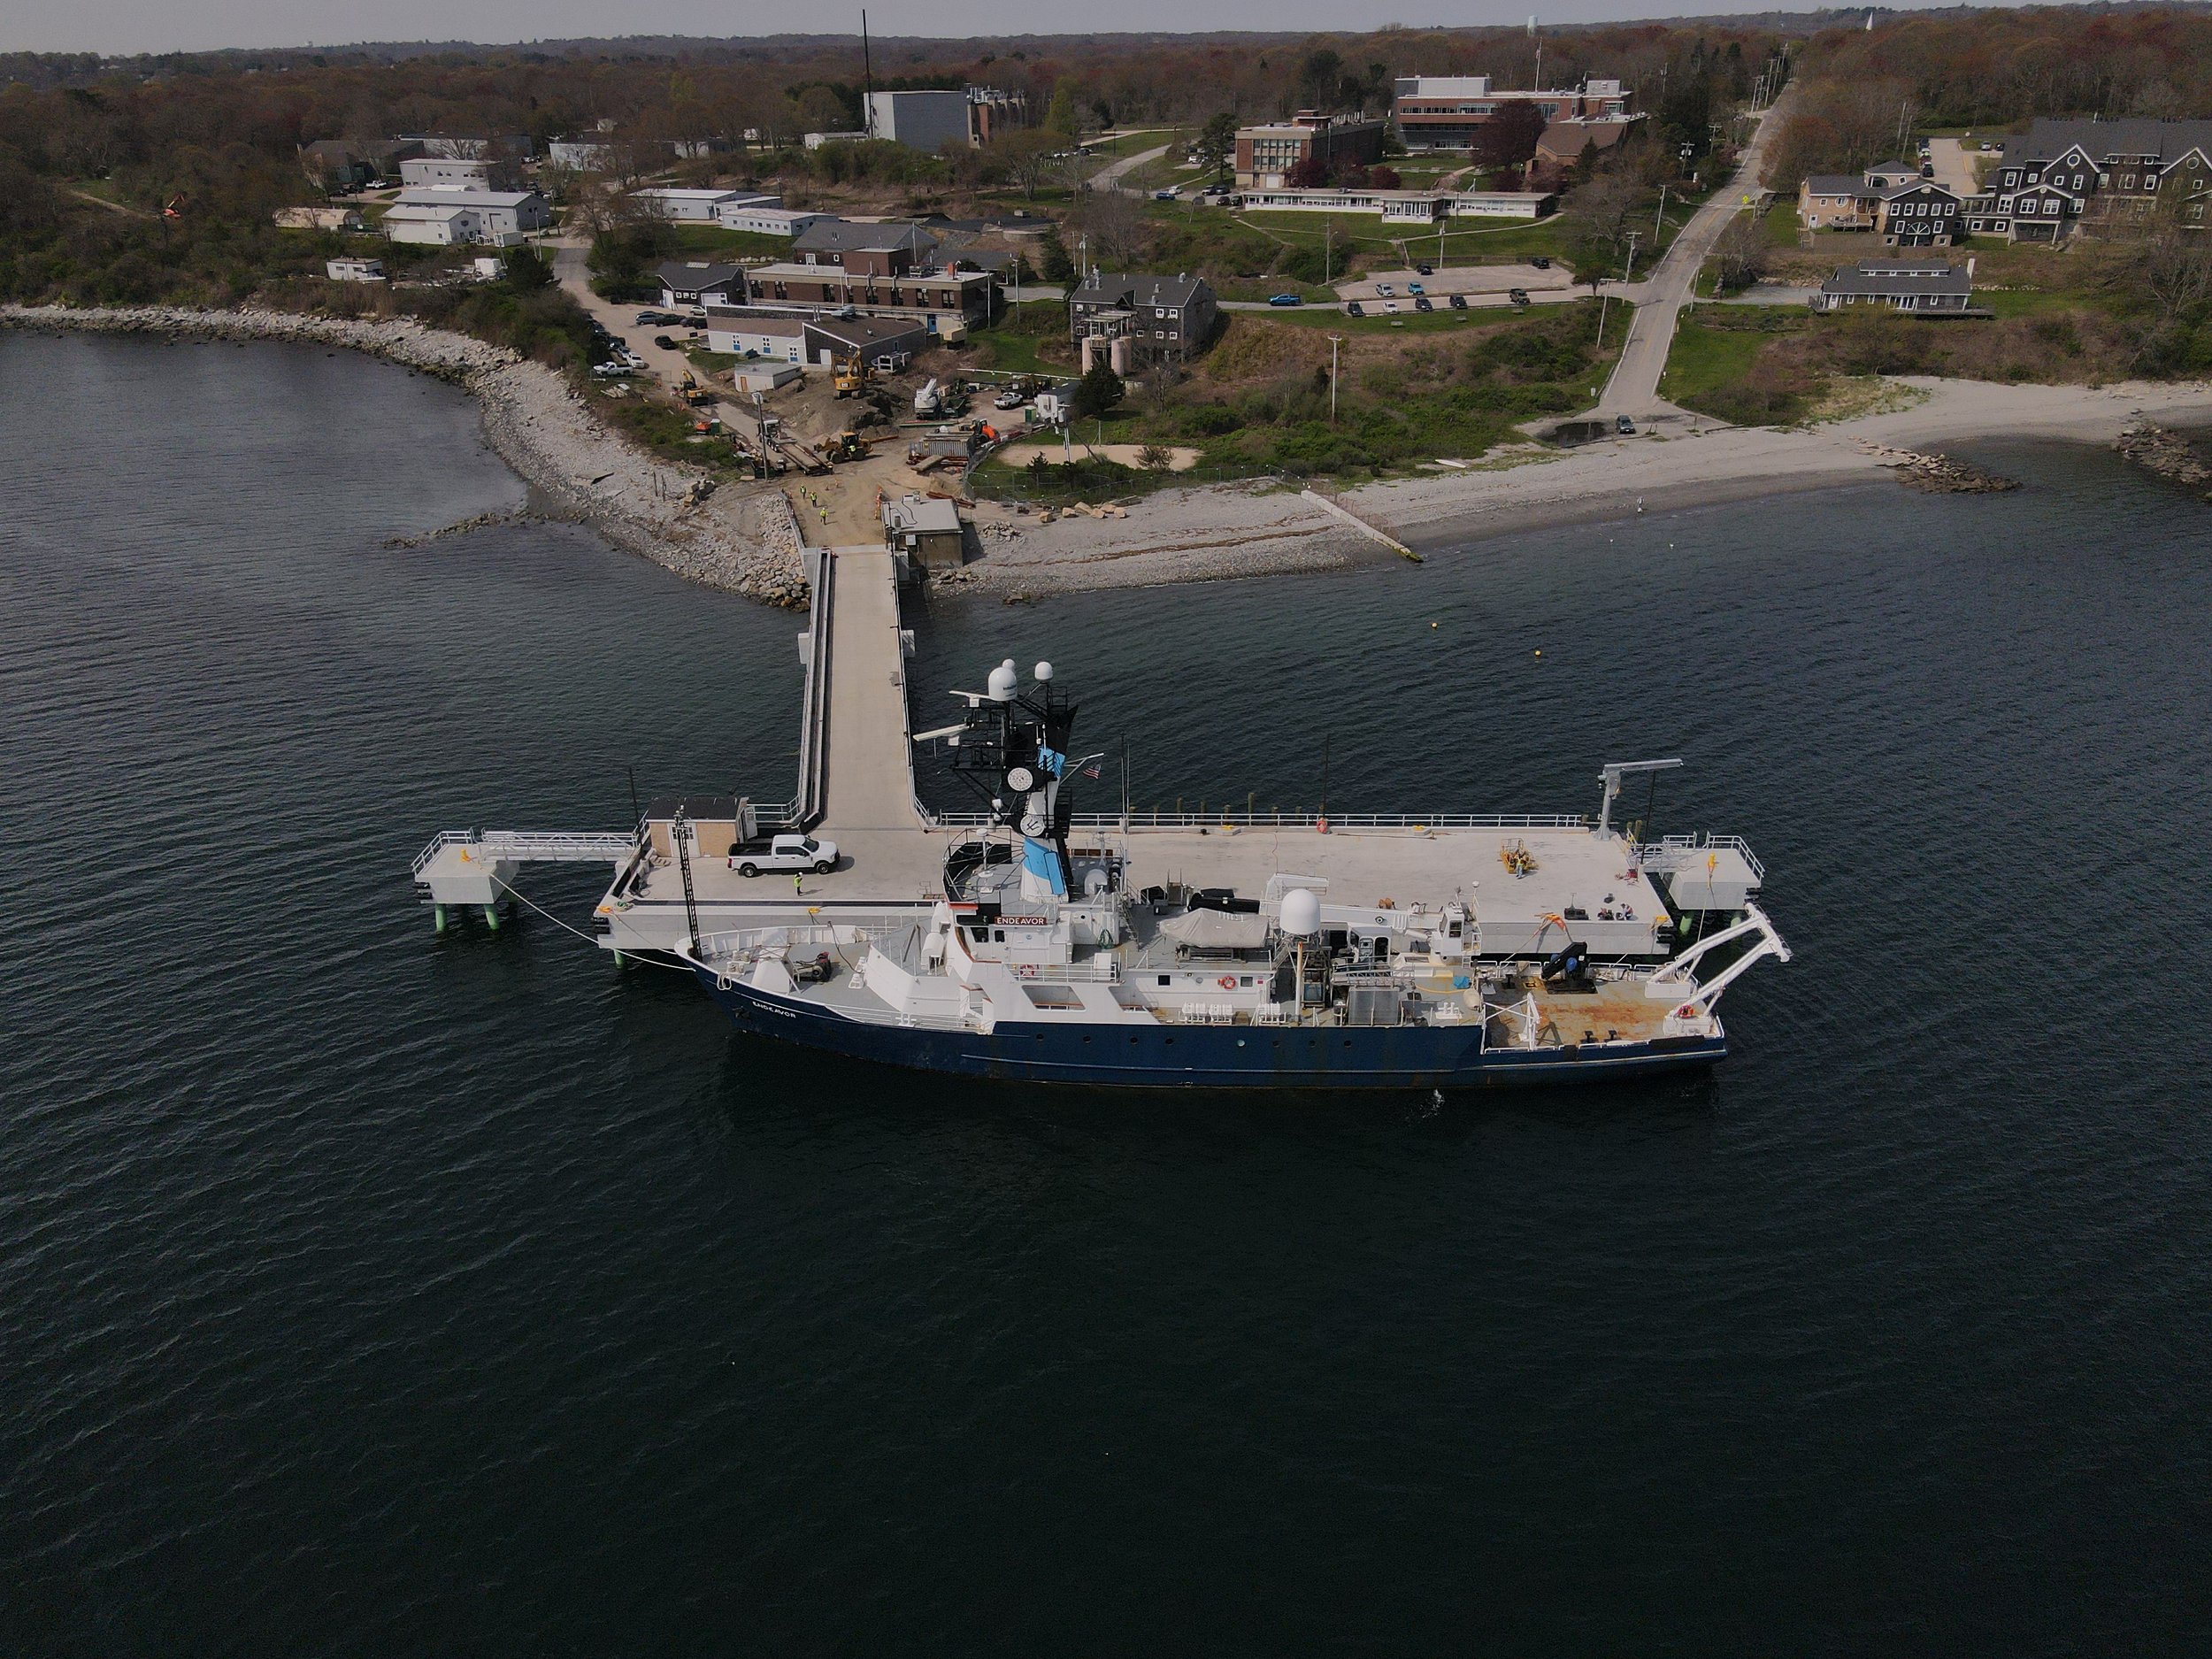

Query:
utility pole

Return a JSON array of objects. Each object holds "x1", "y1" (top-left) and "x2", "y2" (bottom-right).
[
  {"x1": 1654, "y1": 182, "x2": 1669, "y2": 243},
  {"x1": 1325, "y1": 219, "x2": 1333, "y2": 285},
  {"x1": 861, "y1": 10, "x2": 875, "y2": 140},
  {"x1": 1623, "y1": 228, "x2": 1642, "y2": 283},
  {"x1": 1327, "y1": 334, "x2": 1343, "y2": 424}
]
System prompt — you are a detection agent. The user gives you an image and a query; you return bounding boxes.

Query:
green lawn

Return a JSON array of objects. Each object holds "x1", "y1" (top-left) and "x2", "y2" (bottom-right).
[
  {"x1": 967, "y1": 321, "x2": 1062, "y2": 375},
  {"x1": 1087, "y1": 130, "x2": 1176, "y2": 158},
  {"x1": 664, "y1": 223, "x2": 800, "y2": 260},
  {"x1": 1660, "y1": 305, "x2": 1816, "y2": 423}
]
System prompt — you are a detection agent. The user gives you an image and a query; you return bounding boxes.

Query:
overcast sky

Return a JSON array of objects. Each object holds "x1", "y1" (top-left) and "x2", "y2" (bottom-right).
[{"x1": 12, "y1": 2, "x2": 1926, "y2": 58}]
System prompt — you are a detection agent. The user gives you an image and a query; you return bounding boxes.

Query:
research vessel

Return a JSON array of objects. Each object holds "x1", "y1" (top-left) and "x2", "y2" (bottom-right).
[{"x1": 671, "y1": 655, "x2": 1790, "y2": 1089}]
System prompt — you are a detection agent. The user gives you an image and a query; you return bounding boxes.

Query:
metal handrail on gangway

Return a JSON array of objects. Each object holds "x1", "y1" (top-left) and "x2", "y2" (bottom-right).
[{"x1": 411, "y1": 828, "x2": 637, "y2": 880}]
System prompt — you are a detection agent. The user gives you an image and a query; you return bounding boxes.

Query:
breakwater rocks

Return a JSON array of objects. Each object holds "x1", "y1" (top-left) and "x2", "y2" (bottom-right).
[
  {"x1": 1, "y1": 303, "x2": 806, "y2": 608},
  {"x1": 2115, "y1": 421, "x2": 2212, "y2": 495},
  {"x1": 1856, "y1": 441, "x2": 2021, "y2": 494},
  {"x1": 383, "y1": 508, "x2": 539, "y2": 549}
]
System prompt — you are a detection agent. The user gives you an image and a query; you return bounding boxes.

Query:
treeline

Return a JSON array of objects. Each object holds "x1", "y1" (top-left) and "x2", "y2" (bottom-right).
[
  {"x1": 0, "y1": 21, "x2": 1787, "y2": 189},
  {"x1": 1768, "y1": 6, "x2": 2212, "y2": 187}
]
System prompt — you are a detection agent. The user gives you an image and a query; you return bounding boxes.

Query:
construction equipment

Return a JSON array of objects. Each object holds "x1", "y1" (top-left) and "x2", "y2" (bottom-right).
[
  {"x1": 676, "y1": 373, "x2": 717, "y2": 408},
  {"x1": 833, "y1": 353, "x2": 871, "y2": 398},
  {"x1": 824, "y1": 430, "x2": 870, "y2": 463}
]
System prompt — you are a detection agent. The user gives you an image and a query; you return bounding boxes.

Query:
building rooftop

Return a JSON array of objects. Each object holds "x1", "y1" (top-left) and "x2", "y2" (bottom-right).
[
  {"x1": 749, "y1": 261, "x2": 994, "y2": 285},
  {"x1": 703, "y1": 304, "x2": 808, "y2": 334},
  {"x1": 2002, "y1": 117, "x2": 2212, "y2": 165},
  {"x1": 1822, "y1": 262, "x2": 1970, "y2": 297},
  {"x1": 1072, "y1": 270, "x2": 1212, "y2": 309},
  {"x1": 795, "y1": 219, "x2": 940, "y2": 257},
  {"x1": 1802, "y1": 174, "x2": 1870, "y2": 196},
  {"x1": 394, "y1": 188, "x2": 541, "y2": 209},
  {"x1": 884, "y1": 493, "x2": 962, "y2": 534},
  {"x1": 657, "y1": 260, "x2": 744, "y2": 290},
  {"x1": 804, "y1": 314, "x2": 933, "y2": 349}
]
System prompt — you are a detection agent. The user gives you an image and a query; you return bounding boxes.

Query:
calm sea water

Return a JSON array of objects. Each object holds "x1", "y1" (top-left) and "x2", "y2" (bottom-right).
[{"x1": 4, "y1": 331, "x2": 2209, "y2": 1655}]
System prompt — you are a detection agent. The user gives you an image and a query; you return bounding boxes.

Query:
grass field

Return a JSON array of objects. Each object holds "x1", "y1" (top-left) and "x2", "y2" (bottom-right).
[
  {"x1": 664, "y1": 224, "x2": 799, "y2": 261},
  {"x1": 1659, "y1": 306, "x2": 1807, "y2": 418}
]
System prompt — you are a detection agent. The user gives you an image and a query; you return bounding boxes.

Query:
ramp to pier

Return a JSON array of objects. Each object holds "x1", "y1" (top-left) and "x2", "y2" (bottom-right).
[{"x1": 818, "y1": 546, "x2": 927, "y2": 834}]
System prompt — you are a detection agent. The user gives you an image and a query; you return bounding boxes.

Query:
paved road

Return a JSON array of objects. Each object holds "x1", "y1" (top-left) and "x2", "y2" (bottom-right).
[
  {"x1": 1598, "y1": 93, "x2": 1793, "y2": 419},
  {"x1": 1092, "y1": 142, "x2": 1171, "y2": 196},
  {"x1": 550, "y1": 238, "x2": 704, "y2": 389}
]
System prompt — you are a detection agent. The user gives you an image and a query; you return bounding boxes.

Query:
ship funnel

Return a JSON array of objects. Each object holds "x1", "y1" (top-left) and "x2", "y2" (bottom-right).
[
  {"x1": 987, "y1": 657, "x2": 1018, "y2": 701},
  {"x1": 1279, "y1": 887, "x2": 1322, "y2": 936}
]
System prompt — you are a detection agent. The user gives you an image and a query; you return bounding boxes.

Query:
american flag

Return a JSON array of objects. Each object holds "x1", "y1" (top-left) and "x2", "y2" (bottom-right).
[{"x1": 1081, "y1": 762, "x2": 1102, "y2": 779}]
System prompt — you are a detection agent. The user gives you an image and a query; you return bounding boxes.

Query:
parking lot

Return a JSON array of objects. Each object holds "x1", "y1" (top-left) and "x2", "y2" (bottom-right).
[{"x1": 1336, "y1": 262, "x2": 1575, "y2": 303}]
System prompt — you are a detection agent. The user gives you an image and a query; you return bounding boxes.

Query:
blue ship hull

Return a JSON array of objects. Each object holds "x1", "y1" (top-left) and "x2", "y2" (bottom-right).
[{"x1": 695, "y1": 969, "x2": 1728, "y2": 1090}]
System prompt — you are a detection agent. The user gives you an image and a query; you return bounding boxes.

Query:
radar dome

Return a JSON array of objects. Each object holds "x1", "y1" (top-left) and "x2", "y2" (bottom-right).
[
  {"x1": 987, "y1": 657, "x2": 1018, "y2": 701},
  {"x1": 1279, "y1": 887, "x2": 1322, "y2": 936},
  {"x1": 1033, "y1": 660, "x2": 1055, "y2": 682}
]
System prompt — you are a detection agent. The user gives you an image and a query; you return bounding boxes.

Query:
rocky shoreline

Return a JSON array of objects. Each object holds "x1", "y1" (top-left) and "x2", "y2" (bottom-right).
[
  {"x1": 1855, "y1": 441, "x2": 2021, "y2": 494},
  {"x1": 2114, "y1": 420, "x2": 2212, "y2": 496},
  {"x1": 0, "y1": 303, "x2": 810, "y2": 608}
]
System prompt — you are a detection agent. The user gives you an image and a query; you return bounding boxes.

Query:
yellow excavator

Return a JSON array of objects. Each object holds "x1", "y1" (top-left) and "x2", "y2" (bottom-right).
[
  {"x1": 832, "y1": 353, "x2": 871, "y2": 399},
  {"x1": 677, "y1": 372, "x2": 716, "y2": 408}
]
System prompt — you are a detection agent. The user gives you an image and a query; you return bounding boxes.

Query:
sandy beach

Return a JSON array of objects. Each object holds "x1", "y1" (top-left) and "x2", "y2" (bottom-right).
[{"x1": 12, "y1": 303, "x2": 2210, "y2": 605}]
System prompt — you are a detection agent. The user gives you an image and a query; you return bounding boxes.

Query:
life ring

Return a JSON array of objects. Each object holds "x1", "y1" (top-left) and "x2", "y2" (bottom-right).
[
  {"x1": 1675, "y1": 1004, "x2": 1699, "y2": 1020},
  {"x1": 1217, "y1": 974, "x2": 1237, "y2": 990}
]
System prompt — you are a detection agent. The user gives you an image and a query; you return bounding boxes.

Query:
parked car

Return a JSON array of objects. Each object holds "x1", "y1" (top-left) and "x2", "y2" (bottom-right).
[
  {"x1": 1407, "y1": 281, "x2": 1425, "y2": 296},
  {"x1": 1413, "y1": 296, "x2": 1434, "y2": 311},
  {"x1": 1382, "y1": 300, "x2": 1402, "y2": 313},
  {"x1": 1268, "y1": 293, "x2": 1303, "y2": 306},
  {"x1": 1508, "y1": 288, "x2": 1530, "y2": 308},
  {"x1": 653, "y1": 334, "x2": 679, "y2": 350},
  {"x1": 994, "y1": 389, "x2": 1026, "y2": 411},
  {"x1": 1530, "y1": 256, "x2": 1553, "y2": 270},
  {"x1": 729, "y1": 833, "x2": 840, "y2": 877},
  {"x1": 1615, "y1": 414, "x2": 1636, "y2": 435},
  {"x1": 1448, "y1": 292, "x2": 1468, "y2": 310},
  {"x1": 634, "y1": 310, "x2": 663, "y2": 326},
  {"x1": 1375, "y1": 282, "x2": 1395, "y2": 296},
  {"x1": 1346, "y1": 300, "x2": 1365, "y2": 318},
  {"x1": 590, "y1": 362, "x2": 627, "y2": 379},
  {"x1": 1153, "y1": 188, "x2": 1178, "y2": 201},
  {"x1": 1416, "y1": 264, "x2": 1433, "y2": 276}
]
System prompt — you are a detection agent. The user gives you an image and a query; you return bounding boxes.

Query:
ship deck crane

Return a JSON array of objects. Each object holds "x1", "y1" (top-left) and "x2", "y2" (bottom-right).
[{"x1": 1595, "y1": 757, "x2": 1681, "y2": 840}]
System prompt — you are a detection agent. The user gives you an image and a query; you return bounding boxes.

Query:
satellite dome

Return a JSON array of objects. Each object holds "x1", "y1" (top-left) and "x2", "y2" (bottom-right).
[
  {"x1": 987, "y1": 657, "x2": 1018, "y2": 701},
  {"x1": 1033, "y1": 660, "x2": 1055, "y2": 682},
  {"x1": 1279, "y1": 887, "x2": 1322, "y2": 937},
  {"x1": 1019, "y1": 812, "x2": 1048, "y2": 838},
  {"x1": 1004, "y1": 764, "x2": 1036, "y2": 793}
]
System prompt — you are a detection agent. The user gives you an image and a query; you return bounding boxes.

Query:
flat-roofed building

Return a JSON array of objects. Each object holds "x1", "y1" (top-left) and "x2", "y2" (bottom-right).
[
  {"x1": 1234, "y1": 112, "x2": 1387, "y2": 189},
  {"x1": 712, "y1": 199, "x2": 833, "y2": 237},
  {"x1": 801, "y1": 313, "x2": 934, "y2": 369},
  {"x1": 742, "y1": 261, "x2": 996, "y2": 333},
  {"x1": 400, "y1": 157, "x2": 490, "y2": 189},
  {"x1": 865, "y1": 89, "x2": 971, "y2": 152},
  {"x1": 1394, "y1": 75, "x2": 1632, "y2": 151},
  {"x1": 632, "y1": 188, "x2": 750, "y2": 222},
  {"x1": 883, "y1": 493, "x2": 965, "y2": 570}
]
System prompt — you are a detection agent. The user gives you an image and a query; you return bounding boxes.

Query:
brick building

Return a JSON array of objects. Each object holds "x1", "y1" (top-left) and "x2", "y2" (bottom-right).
[{"x1": 1233, "y1": 113, "x2": 1387, "y2": 189}]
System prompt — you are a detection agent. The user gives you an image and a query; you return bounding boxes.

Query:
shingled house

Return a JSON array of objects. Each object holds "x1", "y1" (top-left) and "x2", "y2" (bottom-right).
[
  {"x1": 1962, "y1": 118, "x2": 2212, "y2": 243},
  {"x1": 1067, "y1": 271, "x2": 1218, "y2": 370}
]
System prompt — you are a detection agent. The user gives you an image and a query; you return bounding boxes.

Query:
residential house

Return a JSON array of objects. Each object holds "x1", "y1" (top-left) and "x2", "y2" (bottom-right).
[
  {"x1": 1234, "y1": 113, "x2": 1387, "y2": 189},
  {"x1": 1797, "y1": 169, "x2": 1961, "y2": 244},
  {"x1": 1962, "y1": 118, "x2": 2212, "y2": 242},
  {"x1": 1799, "y1": 174, "x2": 1876, "y2": 232},
  {"x1": 659, "y1": 261, "x2": 746, "y2": 308},
  {"x1": 1067, "y1": 270, "x2": 1219, "y2": 369},
  {"x1": 883, "y1": 494, "x2": 965, "y2": 570},
  {"x1": 703, "y1": 306, "x2": 809, "y2": 362},
  {"x1": 1394, "y1": 75, "x2": 1632, "y2": 150},
  {"x1": 1811, "y1": 258, "x2": 1977, "y2": 313},
  {"x1": 1874, "y1": 179, "x2": 1962, "y2": 247},
  {"x1": 388, "y1": 188, "x2": 549, "y2": 243}
]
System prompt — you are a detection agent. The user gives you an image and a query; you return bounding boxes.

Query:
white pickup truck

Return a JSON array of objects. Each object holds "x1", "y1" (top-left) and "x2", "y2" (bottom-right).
[{"x1": 727, "y1": 833, "x2": 839, "y2": 877}]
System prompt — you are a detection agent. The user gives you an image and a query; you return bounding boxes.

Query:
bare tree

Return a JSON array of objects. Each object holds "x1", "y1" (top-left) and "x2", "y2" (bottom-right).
[
  {"x1": 2126, "y1": 207, "x2": 2212, "y2": 326},
  {"x1": 1071, "y1": 185, "x2": 1147, "y2": 269},
  {"x1": 1711, "y1": 211, "x2": 1771, "y2": 295}
]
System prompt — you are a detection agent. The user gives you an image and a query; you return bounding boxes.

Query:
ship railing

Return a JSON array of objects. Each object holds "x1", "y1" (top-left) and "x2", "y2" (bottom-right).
[
  {"x1": 1010, "y1": 958, "x2": 1120, "y2": 984},
  {"x1": 926, "y1": 810, "x2": 1590, "y2": 833},
  {"x1": 1636, "y1": 833, "x2": 1764, "y2": 881},
  {"x1": 695, "y1": 917, "x2": 926, "y2": 968},
  {"x1": 411, "y1": 827, "x2": 636, "y2": 879}
]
